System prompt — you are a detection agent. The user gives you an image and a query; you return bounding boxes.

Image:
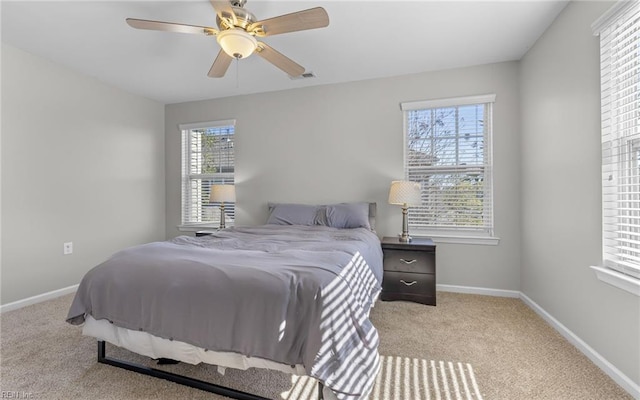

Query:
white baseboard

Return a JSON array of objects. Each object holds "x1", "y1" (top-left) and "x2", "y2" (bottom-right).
[
  {"x1": 437, "y1": 284, "x2": 521, "y2": 298},
  {"x1": 520, "y1": 292, "x2": 640, "y2": 399},
  {"x1": 0, "y1": 284, "x2": 78, "y2": 313}
]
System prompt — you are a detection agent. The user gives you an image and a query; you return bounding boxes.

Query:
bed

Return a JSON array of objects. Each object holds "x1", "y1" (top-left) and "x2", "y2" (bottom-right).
[{"x1": 66, "y1": 202, "x2": 383, "y2": 400}]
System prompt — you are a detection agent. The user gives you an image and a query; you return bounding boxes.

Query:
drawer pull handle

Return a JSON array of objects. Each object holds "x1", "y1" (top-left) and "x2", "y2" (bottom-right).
[
  {"x1": 400, "y1": 280, "x2": 418, "y2": 286},
  {"x1": 400, "y1": 259, "x2": 417, "y2": 264}
]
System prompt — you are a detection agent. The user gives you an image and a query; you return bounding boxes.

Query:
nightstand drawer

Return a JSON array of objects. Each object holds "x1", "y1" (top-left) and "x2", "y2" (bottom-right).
[
  {"x1": 383, "y1": 249, "x2": 435, "y2": 274},
  {"x1": 382, "y1": 271, "x2": 435, "y2": 296}
]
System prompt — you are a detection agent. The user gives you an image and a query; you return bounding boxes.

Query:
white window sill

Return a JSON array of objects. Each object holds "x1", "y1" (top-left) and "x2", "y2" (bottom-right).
[
  {"x1": 590, "y1": 266, "x2": 640, "y2": 297},
  {"x1": 413, "y1": 234, "x2": 500, "y2": 246}
]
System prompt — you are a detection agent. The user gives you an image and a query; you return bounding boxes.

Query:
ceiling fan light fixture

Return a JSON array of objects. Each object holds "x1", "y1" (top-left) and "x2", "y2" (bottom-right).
[{"x1": 217, "y1": 28, "x2": 257, "y2": 59}]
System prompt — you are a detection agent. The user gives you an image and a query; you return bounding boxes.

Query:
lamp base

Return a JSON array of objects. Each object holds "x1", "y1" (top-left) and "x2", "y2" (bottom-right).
[
  {"x1": 219, "y1": 203, "x2": 226, "y2": 230},
  {"x1": 399, "y1": 205, "x2": 412, "y2": 242}
]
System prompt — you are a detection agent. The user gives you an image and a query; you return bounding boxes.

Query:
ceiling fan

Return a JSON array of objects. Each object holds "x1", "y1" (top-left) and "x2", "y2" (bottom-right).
[{"x1": 126, "y1": 0, "x2": 329, "y2": 78}]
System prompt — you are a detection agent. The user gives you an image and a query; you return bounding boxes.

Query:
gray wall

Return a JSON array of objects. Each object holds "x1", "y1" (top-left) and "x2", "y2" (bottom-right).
[
  {"x1": 166, "y1": 61, "x2": 522, "y2": 291},
  {"x1": 520, "y1": 1, "x2": 640, "y2": 386},
  {"x1": 1, "y1": 44, "x2": 166, "y2": 304}
]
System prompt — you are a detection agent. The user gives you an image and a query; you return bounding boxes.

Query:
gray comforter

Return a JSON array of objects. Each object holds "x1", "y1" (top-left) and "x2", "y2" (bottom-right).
[{"x1": 67, "y1": 225, "x2": 383, "y2": 399}]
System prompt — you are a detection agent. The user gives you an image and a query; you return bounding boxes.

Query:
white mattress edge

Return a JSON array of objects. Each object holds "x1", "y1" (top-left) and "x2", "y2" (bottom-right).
[{"x1": 83, "y1": 315, "x2": 306, "y2": 376}]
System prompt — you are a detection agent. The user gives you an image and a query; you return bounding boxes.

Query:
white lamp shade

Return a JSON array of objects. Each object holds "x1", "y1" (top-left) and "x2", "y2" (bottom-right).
[
  {"x1": 216, "y1": 29, "x2": 257, "y2": 59},
  {"x1": 210, "y1": 184, "x2": 236, "y2": 203},
  {"x1": 388, "y1": 180, "x2": 422, "y2": 206}
]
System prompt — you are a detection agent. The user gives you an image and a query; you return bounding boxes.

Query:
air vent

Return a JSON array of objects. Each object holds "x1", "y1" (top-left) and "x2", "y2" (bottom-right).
[{"x1": 290, "y1": 72, "x2": 316, "y2": 80}]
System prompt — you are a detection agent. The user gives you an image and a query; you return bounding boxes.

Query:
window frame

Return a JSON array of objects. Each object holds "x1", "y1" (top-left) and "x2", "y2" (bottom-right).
[
  {"x1": 400, "y1": 94, "x2": 499, "y2": 245},
  {"x1": 178, "y1": 119, "x2": 236, "y2": 231},
  {"x1": 591, "y1": 0, "x2": 640, "y2": 296}
]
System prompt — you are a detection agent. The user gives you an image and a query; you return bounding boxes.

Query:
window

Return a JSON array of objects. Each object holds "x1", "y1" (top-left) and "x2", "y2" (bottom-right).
[
  {"x1": 592, "y1": 1, "x2": 640, "y2": 293},
  {"x1": 179, "y1": 119, "x2": 235, "y2": 229},
  {"x1": 400, "y1": 95, "x2": 496, "y2": 243}
]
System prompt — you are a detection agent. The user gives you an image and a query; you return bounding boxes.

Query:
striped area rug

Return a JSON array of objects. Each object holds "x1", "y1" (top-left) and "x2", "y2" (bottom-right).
[{"x1": 281, "y1": 355, "x2": 483, "y2": 400}]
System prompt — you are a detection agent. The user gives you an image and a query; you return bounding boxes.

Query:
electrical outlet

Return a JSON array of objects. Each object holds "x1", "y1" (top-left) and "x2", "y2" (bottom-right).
[{"x1": 63, "y1": 242, "x2": 73, "y2": 255}]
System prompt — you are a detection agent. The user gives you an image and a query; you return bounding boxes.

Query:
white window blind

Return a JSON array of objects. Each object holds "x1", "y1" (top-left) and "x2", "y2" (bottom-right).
[
  {"x1": 594, "y1": 1, "x2": 640, "y2": 279},
  {"x1": 401, "y1": 95, "x2": 495, "y2": 237},
  {"x1": 180, "y1": 120, "x2": 235, "y2": 228}
]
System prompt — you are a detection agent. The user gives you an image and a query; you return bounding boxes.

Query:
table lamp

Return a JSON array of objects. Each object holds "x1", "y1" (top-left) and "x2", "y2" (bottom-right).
[
  {"x1": 388, "y1": 180, "x2": 422, "y2": 242},
  {"x1": 210, "y1": 184, "x2": 236, "y2": 229}
]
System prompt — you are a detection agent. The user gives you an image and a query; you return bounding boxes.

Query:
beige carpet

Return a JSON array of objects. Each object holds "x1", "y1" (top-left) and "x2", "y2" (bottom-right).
[{"x1": 0, "y1": 291, "x2": 632, "y2": 400}]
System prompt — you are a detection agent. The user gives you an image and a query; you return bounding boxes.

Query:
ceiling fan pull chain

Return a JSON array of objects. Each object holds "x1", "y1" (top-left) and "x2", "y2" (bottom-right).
[{"x1": 235, "y1": 57, "x2": 239, "y2": 88}]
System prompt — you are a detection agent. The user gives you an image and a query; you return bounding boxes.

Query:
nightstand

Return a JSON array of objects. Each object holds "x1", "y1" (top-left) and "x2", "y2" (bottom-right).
[
  {"x1": 195, "y1": 230, "x2": 217, "y2": 237},
  {"x1": 380, "y1": 236, "x2": 436, "y2": 306}
]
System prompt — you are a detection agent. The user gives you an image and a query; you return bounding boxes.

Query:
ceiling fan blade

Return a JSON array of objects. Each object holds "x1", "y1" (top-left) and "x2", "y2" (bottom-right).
[
  {"x1": 210, "y1": 0, "x2": 237, "y2": 25},
  {"x1": 126, "y1": 18, "x2": 217, "y2": 36},
  {"x1": 249, "y1": 7, "x2": 329, "y2": 37},
  {"x1": 255, "y1": 42, "x2": 305, "y2": 77},
  {"x1": 208, "y1": 49, "x2": 234, "y2": 78}
]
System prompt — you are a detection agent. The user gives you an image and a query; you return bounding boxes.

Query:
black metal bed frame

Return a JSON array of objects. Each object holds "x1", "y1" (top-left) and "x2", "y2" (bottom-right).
[{"x1": 97, "y1": 341, "x2": 324, "y2": 400}]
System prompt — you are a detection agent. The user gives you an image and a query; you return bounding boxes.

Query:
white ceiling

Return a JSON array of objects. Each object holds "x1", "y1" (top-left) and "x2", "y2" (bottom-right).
[{"x1": 1, "y1": 0, "x2": 569, "y2": 104}]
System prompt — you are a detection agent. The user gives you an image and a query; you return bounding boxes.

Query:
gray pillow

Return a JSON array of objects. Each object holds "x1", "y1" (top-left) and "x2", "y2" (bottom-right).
[
  {"x1": 266, "y1": 203, "x2": 323, "y2": 226},
  {"x1": 326, "y1": 203, "x2": 371, "y2": 230}
]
